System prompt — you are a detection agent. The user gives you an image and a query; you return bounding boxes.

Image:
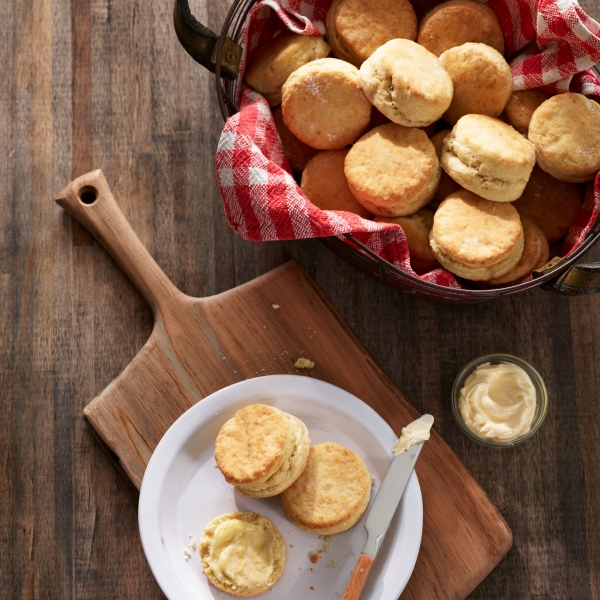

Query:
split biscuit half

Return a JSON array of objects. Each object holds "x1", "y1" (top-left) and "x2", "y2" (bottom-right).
[{"x1": 281, "y1": 442, "x2": 372, "y2": 535}]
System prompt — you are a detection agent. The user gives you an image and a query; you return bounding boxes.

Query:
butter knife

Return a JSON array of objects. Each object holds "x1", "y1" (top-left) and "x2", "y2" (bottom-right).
[{"x1": 341, "y1": 440, "x2": 425, "y2": 600}]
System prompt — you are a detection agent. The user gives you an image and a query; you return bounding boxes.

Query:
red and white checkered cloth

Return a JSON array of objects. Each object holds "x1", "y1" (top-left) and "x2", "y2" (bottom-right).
[{"x1": 216, "y1": 0, "x2": 600, "y2": 289}]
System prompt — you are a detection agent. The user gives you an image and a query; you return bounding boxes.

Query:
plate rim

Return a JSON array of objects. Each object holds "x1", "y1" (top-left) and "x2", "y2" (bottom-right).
[{"x1": 138, "y1": 374, "x2": 423, "y2": 600}]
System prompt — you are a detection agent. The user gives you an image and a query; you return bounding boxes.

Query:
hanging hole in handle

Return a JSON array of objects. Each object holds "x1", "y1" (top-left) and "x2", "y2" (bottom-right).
[{"x1": 78, "y1": 186, "x2": 98, "y2": 205}]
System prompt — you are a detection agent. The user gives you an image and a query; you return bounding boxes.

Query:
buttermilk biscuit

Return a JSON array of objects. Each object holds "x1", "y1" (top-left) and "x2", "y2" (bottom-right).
[
  {"x1": 200, "y1": 512, "x2": 286, "y2": 597},
  {"x1": 488, "y1": 218, "x2": 549, "y2": 285},
  {"x1": 281, "y1": 442, "x2": 371, "y2": 535},
  {"x1": 439, "y1": 43, "x2": 513, "y2": 125},
  {"x1": 375, "y1": 209, "x2": 440, "y2": 274},
  {"x1": 511, "y1": 165, "x2": 583, "y2": 243},
  {"x1": 244, "y1": 33, "x2": 330, "y2": 106},
  {"x1": 528, "y1": 93, "x2": 600, "y2": 182},
  {"x1": 417, "y1": 0, "x2": 504, "y2": 57},
  {"x1": 272, "y1": 106, "x2": 318, "y2": 172},
  {"x1": 430, "y1": 190, "x2": 524, "y2": 280},
  {"x1": 215, "y1": 404, "x2": 310, "y2": 498},
  {"x1": 430, "y1": 130, "x2": 461, "y2": 206},
  {"x1": 301, "y1": 149, "x2": 371, "y2": 218},
  {"x1": 441, "y1": 115, "x2": 536, "y2": 202},
  {"x1": 359, "y1": 39, "x2": 453, "y2": 128},
  {"x1": 503, "y1": 89, "x2": 550, "y2": 134},
  {"x1": 282, "y1": 58, "x2": 371, "y2": 150},
  {"x1": 345, "y1": 124, "x2": 440, "y2": 216},
  {"x1": 325, "y1": 0, "x2": 417, "y2": 66}
]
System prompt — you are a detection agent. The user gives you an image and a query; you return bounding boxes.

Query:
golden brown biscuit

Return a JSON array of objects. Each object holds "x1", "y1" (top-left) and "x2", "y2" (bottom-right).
[
  {"x1": 417, "y1": 0, "x2": 504, "y2": 57},
  {"x1": 430, "y1": 189, "x2": 524, "y2": 280},
  {"x1": 511, "y1": 165, "x2": 583, "y2": 243},
  {"x1": 359, "y1": 39, "x2": 453, "y2": 128},
  {"x1": 503, "y1": 89, "x2": 550, "y2": 133},
  {"x1": 375, "y1": 209, "x2": 441, "y2": 274},
  {"x1": 282, "y1": 58, "x2": 371, "y2": 150},
  {"x1": 301, "y1": 149, "x2": 371, "y2": 218},
  {"x1": 272, "y1": 106, "x2": 318, "y2": 172},
  {"x1": 244, "y1": 33, "x2": 330, "y2": 106},
  {"x1": 528, "y1": 93, "x2": 600, "y2": 182},
  {"x1": 325, "y1": 0, "x2": 417, "y2": 66},
  {"x1": 215, "y1": 404, "x2": 310, "y2": 498},
  {"x1": 441, "y1": 115, "x2": 536, "y2": 202},
  {"x1": 200, "y1": 512, "x2": 286, "y2": 597},
  {"x1": 439, "y1": 43, "x2": 513, "y2": 125},
  {"x1": 487, "y1": 218, "x2": 550, "y2": 284},
  {"x1": 345, "y1": 124, "x2": 441, "y2": 216},
  {"x1": 281, "y1": 442, "x2": 371, "y2": 535}
]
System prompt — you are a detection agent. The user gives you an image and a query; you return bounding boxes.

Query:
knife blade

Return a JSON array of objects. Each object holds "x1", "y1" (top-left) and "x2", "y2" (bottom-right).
[{"x1": 341, "y1": 420, "x2": 429, "y2": 600}]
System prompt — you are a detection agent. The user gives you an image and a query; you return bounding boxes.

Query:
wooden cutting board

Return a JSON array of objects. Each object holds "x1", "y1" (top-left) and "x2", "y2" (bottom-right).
[{"x1": 57, "y1": 170, "x2": 512, "y2": 600}]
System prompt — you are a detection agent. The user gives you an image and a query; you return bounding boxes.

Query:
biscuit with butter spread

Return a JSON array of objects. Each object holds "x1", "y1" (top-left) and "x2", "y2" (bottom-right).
[
  {"x1": 200, "y1": 512, "x2": 286, "y2": 597},
  {"x1": 281, "y1": 442, "x2": 371, "y2": 535},
  {"x1": 215, "y1": 404, "x2": 310, "y2": 498}
]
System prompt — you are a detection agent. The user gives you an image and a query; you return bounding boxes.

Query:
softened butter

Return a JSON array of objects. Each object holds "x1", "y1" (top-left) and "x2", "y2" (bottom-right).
[
  {"x1": 206, "y1": 519, "x2": 274, "y2": 586},
  {"x1": 459, "y1": 362, "x2": 536, "y2": 442}
]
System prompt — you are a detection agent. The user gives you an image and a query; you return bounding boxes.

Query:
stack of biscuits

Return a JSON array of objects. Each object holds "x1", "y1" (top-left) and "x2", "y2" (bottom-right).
[
  {"x1": 241, "y1": 0, "x2": 598, "y2": 285},
  {"x1": 200, "y1": 404, "x2": 372, "y2": 596}
]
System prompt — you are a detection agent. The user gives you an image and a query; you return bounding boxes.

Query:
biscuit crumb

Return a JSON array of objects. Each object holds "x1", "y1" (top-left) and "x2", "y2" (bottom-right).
[
  {"x1": 309, "y1": 553, "x2": 321, "y2": 563},
  {"x1": 295, "y1": 357, "x2": 314, "y2": 369},
  {"x1": 327, "y1": 559, "x2": 338, "y2": 569},
  {"x1": 272, "y1": 304, "x2": 280, "y2": 309},
  {"x1": 289, "y1": 544, "x2": 294, "y2": 548},
  {"x1": 324, "y1": 544, "x2": 330, "y2": 552},
  {"x1": 310, "y1": 586, "x2": 315, "y2": 590}
]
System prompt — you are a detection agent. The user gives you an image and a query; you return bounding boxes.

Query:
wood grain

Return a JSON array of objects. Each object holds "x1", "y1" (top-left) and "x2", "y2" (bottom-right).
[
  {"x1": 342, "y1": 553, "x2": 375, "y2": 600},
  {"x1": 56, "y1": 169, "x2": 512, "y2": 598},
  {"x1": 1, "y1": 0, "x2": 599, "y2": 598}
]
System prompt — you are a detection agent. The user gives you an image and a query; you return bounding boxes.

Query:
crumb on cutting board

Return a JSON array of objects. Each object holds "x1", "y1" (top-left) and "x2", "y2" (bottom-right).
[
  {"x1": 272, "y1": 304, "x2": 280, "y2": 309},
  {"x1": 295, "y1": 357, "x2": 314, "y2": 369}
]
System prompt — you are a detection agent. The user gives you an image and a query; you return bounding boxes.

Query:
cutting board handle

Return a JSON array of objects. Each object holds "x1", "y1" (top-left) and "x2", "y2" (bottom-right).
[{"x1": 56, "y1": 170, "x2": 182, "y2": 316}]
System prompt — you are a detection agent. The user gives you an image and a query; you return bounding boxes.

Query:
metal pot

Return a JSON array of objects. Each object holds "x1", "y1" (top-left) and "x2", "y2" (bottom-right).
[{"x1": 173, "y1": 0, "x2": 600, "y2": 302}]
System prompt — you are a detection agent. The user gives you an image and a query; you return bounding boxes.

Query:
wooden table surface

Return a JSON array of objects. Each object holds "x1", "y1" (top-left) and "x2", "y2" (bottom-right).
[{"x1": 2, "y1": 0, "x2": 600, "y2": 598}]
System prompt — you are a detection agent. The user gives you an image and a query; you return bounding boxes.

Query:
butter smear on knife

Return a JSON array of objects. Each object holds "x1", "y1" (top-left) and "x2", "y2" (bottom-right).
[{"x1": 392, "y1": 414, "x2": 434, "y2": 455}]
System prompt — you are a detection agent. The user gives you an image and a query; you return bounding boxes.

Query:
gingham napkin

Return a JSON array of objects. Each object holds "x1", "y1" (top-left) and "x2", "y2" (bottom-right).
[{"x1": 216, "y1": 0, "x2": 600, "y2": 288}]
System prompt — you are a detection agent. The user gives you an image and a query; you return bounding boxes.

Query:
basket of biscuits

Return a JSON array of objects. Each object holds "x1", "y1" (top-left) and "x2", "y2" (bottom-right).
[{"x1": 173, "y1": 0, "x2": 600, "y2": 302}]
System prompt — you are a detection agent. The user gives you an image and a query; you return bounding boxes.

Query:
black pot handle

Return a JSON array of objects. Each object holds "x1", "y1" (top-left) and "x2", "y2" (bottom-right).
[
  {"x1": 535, "y1": 258, "x2": 600, "y2": 295},
  {"x1": 173, "y1": 0, "x2": 242, "y2": 80}
]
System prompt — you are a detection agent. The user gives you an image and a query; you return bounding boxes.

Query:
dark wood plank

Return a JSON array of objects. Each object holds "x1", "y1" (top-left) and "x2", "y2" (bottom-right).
[{"x1": 1, "y1": 0, "x2": 600, "y2": 598}]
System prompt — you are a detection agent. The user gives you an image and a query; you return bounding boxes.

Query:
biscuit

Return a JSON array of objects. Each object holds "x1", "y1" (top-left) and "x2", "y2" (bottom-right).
[
  {"x1": 430, "y1": 130, "x2": 462, "y2": 206},
  {"x1": 441, "y1": 114, "x2": 536, "y2": 202},
  {"x1": 272, "y1": 106, "x2": 318, "y2": 172},
  {"x1": 244, "y1": 33, "x2": 330, "y2": 106},
  {"x1": 359, "y1": 39, "x2": 453, "y2": 128},
  {"x1": 325, "y1": 0, "x2": 417, "y2": 66},
  {"x1": 430, "y1": 189, "x2": 524, "y2": 280},
  {"x1": 345, "y1": 124, "x2": 440, "y2": 216},
  {"x1": 375, "y1": 209, "x2": 440, "y2": 274},
  {"x1": 528, "y1": 93, "x2": 600, "y2": 182},
  {"x1": 439, "y1": 43, "x2": 513, "y2": 125},
  {"x1": 215, "y1": 404, "x2": 310, "y2": 498},
  {"x1": 301, "y1": 149, "x2": 371, "y2": 218},
  {"x1": 282, "y1": 58, "x2": 372, "y2": 150},
  {"x1": 417, "y1": 0, "x2": 504, "y2": 57},
  {"x1": 487, "y1": 219, "x2": 549, "y2": 284},
  {"x1": 281, "y1": 442, "x2": 371, "y2": 535},
  {"x1": 200, "y1": 512, "x2": 286, "y2": 597},
  {"x1": 511, "y1": 165, "x2": 583, "y2": 243},
  {"x1": 503, "y1": 89, "x2": 550, "y2": 133}
]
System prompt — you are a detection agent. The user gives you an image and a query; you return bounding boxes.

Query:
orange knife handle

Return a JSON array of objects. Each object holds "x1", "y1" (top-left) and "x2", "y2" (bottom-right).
[
  {"x1": 341, "y1": 553, "x2": 375, "y2": 600},
  {"x1": 56, "y1": 170, "x2": 181, "y2": 316}
]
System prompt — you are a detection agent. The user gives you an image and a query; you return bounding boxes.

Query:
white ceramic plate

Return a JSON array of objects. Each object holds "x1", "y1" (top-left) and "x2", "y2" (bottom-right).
[{"x1": 138, "y1": 375, "x2": 422, "y2": 600}]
